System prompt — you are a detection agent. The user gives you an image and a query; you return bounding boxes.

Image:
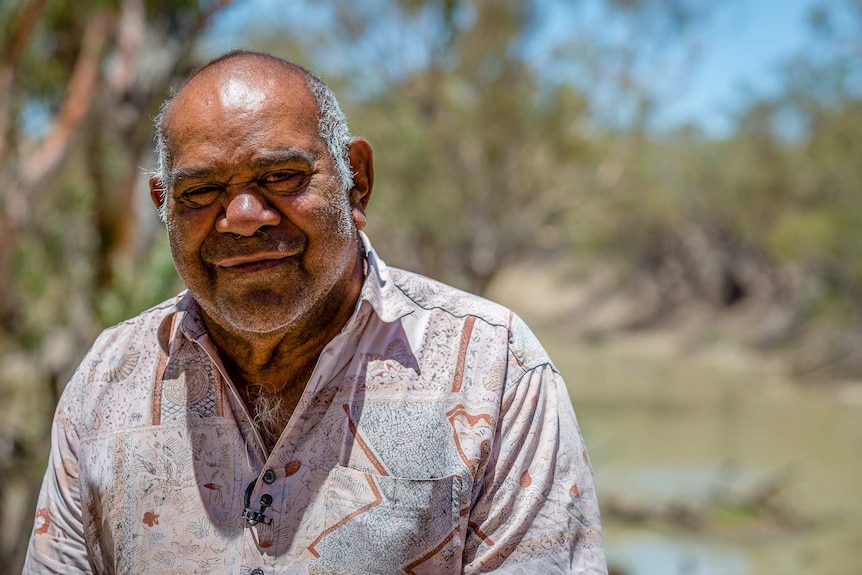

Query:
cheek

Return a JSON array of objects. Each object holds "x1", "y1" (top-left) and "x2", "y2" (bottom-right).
[
  {"x1": 166, "y1": 229, "x2": 193, "y2": 276},
  {"x1": 166, "y1": 210, "x2": 214, "y2": 260},
  {"x1": 168, "y1": 203, "x2": 216, "y2": 236}
]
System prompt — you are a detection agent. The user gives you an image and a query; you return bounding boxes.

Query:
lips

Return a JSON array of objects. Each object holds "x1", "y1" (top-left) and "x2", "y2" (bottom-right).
[
  {"x1": 204, "y1": 236, "x2": 305, "y2": 273},
  {"x1": 216, "y1": 252, "x2": 289, "y2": 267},
  {"x1": 214, "y1": 252, "x2": 293, "y2": 273}
]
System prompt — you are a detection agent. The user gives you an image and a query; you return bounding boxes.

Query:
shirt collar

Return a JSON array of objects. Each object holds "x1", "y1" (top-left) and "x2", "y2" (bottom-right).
[
  {"x1": 159, "y1": 232, "x2": 413, "y2": 350},
  {"x1": 358, "y1": 231, "x2": 414, "y2": 323}
]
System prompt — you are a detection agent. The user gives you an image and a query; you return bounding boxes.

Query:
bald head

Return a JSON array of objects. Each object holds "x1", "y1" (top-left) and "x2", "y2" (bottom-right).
[{"x1": 153, "y1": 51, "x2": 354, "y2": 219}]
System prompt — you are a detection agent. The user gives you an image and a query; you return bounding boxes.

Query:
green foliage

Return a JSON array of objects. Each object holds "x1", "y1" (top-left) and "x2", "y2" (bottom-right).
[
  {"x1": 96, "y1": 233, "x2": 183, "y2": 328},
  {"x1": 2, "y1": 0, "x2": 862, "y2": 571},
  {"x1": 232, "y1": 0, "x2": 712, "y2": 293},
  {"x1": 0, "y1": 4, "x2": 232, "y2": 567},
  {"x1": 3, "y1": 0, "x2": 860, "y2": 358},
  {"x1": 550, "y1": 0, "x2": 862, "y2": 327}
]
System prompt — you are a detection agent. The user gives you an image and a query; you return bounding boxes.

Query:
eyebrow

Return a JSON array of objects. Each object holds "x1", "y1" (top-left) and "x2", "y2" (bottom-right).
[
  {"x1": 168, "y1": 148, "x2": 317, "y2": 184},
  {"x1": 250, "y1": 148, "x2": 316, "y2": 169}
]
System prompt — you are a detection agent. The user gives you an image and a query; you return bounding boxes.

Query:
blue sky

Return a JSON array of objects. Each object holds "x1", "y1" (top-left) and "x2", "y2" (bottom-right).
[
  {"x1": 654, "y1": 0, "x2": 818, "y2": 134},
  {"x1": 208, "y1": 0, "x2": 821, "y2": 137}
]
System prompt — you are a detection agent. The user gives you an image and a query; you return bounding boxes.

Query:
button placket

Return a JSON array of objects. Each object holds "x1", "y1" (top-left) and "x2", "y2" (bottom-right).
[{"x1": 241, "y1": 480, "x2": 274, "y2": 526}]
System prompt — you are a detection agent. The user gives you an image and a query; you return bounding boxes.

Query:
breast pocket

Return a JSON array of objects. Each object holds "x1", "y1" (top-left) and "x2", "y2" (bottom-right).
[{"x1": 310, "y1": 465, "x2": 464, "y2": 575}]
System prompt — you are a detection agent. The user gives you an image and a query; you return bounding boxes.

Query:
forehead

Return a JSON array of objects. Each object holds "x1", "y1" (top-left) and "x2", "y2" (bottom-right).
[{"x1": 164, "y1": 60, "x2": 323, "y2": 170}]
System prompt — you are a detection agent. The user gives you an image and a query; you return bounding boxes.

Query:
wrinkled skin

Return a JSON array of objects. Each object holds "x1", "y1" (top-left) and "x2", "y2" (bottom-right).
[{"x1": 149, "y1": 56, "x2": 373, "y2": 395}]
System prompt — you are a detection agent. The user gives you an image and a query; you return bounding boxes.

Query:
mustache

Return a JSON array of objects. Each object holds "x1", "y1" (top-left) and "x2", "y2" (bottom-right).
[{"x1": 201, "y1": 232, "x2": 306, "y2": 263}]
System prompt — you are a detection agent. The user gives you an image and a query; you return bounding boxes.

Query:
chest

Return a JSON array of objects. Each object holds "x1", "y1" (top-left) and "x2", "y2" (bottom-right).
[
  {"x1": 78, "y1": 384, "x2": 493, "y2": 574},
  {"x1": 77, "y1": 312, "x2": 508, "y2": 573}
]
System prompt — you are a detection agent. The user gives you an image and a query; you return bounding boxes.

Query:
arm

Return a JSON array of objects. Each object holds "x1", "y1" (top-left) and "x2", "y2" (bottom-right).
[
  {"x1": 463, "y1": 341, "x2": 606, "y2": 573},
  {"x1": 24, "y1": 370, "x2": 94, "y2": 574}
]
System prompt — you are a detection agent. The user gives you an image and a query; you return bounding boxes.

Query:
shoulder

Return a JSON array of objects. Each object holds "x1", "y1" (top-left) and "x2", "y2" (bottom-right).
[
  {"x1": 91, "y1": 294, "x2": 180, "y2": 353},
  {"x1": 57, "y1": 294, "x2": 182, "y2": 426},
  {"x1": 389, "y1": 268, "x2": 554, "y2": 372},
  {"x1": 390, "y1": 268, "x2": 511, "y2": 326}
]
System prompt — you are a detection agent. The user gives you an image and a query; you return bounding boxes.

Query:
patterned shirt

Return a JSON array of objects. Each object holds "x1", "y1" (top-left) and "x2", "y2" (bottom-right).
[{"x1": 25, "y1": 237, "x2": 606, "y2": 574}]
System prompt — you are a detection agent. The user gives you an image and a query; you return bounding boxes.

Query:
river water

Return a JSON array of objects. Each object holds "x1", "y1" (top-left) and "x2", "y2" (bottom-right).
[
  {"x1": 546, "y1": 333, "x2": 862, "y2": 575},
  {"x1": 488, "y1": 266, "x2": 862, "y2": 575}
]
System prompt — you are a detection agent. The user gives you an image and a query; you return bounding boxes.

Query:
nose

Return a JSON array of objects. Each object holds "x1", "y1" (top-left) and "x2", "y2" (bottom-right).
[{"x1": 215, "y1": 188, "x2": 281, "y2": 237}]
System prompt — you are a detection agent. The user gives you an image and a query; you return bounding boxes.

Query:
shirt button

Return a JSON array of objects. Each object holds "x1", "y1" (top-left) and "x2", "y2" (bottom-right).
[
  {"x1": 250, "y1": 569, "x2": 264, "y2": 575},
  {"x1": 262, "y1": 469, "x2": 276, "y2": 484}
]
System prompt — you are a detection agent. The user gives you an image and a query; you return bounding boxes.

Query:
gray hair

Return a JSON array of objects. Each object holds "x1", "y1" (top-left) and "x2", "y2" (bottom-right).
[{"x1": 153, "y1": 52, "x2": 354, "y2": 221}]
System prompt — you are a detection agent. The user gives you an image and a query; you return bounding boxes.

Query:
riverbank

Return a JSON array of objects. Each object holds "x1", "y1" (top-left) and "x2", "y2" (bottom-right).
[
  {"x1": 488, "y1": 257, "x2": 862, "y2": 401},
  {"x1": 488, "y1": 259, "x2": 862, "y2": 575}
]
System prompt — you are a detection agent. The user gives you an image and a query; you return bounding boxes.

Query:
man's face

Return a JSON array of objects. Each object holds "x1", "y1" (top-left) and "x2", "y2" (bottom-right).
[{"x1": 153, "y1": 64, "x2": 367, "y2": 335}]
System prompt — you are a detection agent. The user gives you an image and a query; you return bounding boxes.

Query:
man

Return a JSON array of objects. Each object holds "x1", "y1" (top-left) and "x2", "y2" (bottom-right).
[{"x1": 25, "y1": 50, "x2": 606, "y2": 574}]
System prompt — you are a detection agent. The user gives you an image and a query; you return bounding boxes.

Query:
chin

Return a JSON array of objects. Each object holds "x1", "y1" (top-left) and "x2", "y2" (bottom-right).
[
  {"x1": 215, "y1": 309, "x2": 299, "y2": 335},
  {"x1": 198, "y1": 290, "x2": 308, "y2": 335},
  {"x1": 227, "y1": 301, "x2": 303, "y2": 331}
]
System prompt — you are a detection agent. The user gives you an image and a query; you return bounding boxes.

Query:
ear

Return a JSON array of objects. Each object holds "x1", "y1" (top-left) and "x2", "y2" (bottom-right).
[
  {"x1": 346, "y1": 137, "x2": 374, "y2": 230},
  {"x1": 149, "y1": 175, "x2": 166, "y2": 212}
]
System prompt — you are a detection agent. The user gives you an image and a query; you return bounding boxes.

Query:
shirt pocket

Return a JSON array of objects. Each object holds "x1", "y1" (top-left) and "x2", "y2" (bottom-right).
[{"x1": 312, "y1": 465, "x2": 464, "y2": 574}]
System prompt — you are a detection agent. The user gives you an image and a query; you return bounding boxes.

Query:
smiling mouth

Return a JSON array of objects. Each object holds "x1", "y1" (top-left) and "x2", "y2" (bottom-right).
[{"x1": 215, "y1": 253, "x2": 293, "y2": 273}]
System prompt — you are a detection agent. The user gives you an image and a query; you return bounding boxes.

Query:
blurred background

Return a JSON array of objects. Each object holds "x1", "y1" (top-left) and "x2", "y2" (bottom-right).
[{"x1": 1, "y1": 0, "x2": 860, "y2": 573}]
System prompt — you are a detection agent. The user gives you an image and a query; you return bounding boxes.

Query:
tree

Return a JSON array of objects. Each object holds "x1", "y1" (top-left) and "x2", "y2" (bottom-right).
[
  {"x1": 231, "y1": 0, "x2": 712, "y2": 293},
  {"x1": 0, "y1": 1, "x2": 232, "y2": 570}
]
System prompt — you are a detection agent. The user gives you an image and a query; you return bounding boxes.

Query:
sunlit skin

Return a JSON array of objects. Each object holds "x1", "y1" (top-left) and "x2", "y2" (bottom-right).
[{"x1": 149, "y1": 56, "x2": 374, "y2": 414}]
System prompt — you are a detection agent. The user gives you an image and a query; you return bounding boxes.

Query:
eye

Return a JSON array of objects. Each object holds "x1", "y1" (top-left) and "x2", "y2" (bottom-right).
[
  {"x1": 260, "y1": 170, "x2": 309, "y2": 194},
  {"x1": 180, "y1": 185, "x2": 223, "y2": 207}
]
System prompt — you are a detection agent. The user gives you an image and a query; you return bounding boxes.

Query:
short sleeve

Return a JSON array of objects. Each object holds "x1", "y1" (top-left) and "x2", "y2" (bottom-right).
[
  {"x1": 462, "y1": 317, "x2": 606, "y2": 574},
  {"x1": 24, "y1": 368, "x2": 94, "y2": 574}
]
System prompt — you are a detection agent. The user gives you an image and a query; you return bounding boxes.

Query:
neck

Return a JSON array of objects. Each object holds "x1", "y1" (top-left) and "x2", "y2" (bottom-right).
[{"x1": 202, "y1": 260, "x2": 364, "y2": 396}]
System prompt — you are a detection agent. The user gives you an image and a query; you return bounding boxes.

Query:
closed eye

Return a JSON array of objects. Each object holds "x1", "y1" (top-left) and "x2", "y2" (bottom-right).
[
  {"x1": 259, "y1": 170, "x2": 310, "y2": 194},
  {"x1": 180, "y1": 185, "x2": 223, "y2": 207},
  {"x1": 260, "y1": 170, "x2": 298, "y2": 182}
]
